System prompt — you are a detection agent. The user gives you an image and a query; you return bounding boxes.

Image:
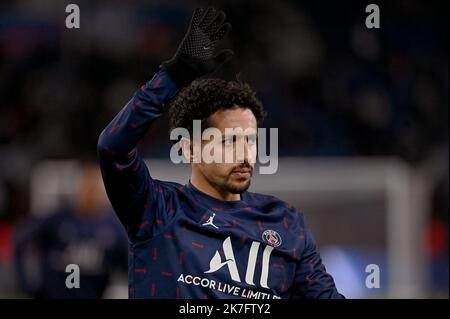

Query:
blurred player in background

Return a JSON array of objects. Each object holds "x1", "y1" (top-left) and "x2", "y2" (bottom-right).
[
  {"x1": 14, "y1": 161, "x2": 127, "y2": 298},
  {"x1": 98, "y1": 7, "x2": 343, "y2": 299}
]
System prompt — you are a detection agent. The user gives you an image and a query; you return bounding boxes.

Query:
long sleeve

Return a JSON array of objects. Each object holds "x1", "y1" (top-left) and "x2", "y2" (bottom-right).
[
  {"x1": 97, "y1": 68, "x2": 179, "y2": 235},
  {"x1": 292, "y1": 214, "x2": 345, "y2": 299}
]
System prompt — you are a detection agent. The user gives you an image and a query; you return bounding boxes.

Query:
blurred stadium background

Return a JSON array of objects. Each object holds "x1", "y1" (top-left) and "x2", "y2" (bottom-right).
[{"x1": 0, "y1": 0, "x2": 448, "y2": 298}]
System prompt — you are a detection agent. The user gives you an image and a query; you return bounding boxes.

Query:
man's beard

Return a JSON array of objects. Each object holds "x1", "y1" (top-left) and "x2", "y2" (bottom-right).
[
  {"x1": 223, "y1": 177, "x2": 252, "y2": 194},
  {"x1": 223, "y1": 162, "x2": 253, "y2": 194}
]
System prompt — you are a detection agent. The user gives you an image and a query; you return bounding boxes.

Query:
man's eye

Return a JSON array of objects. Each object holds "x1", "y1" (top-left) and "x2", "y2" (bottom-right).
[{"x1": 248, "y1": 136, "x2": 257, "y2": 145}]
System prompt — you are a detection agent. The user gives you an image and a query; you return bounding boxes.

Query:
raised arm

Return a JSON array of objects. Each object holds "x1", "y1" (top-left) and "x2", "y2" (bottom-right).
[
  {"x1": 97, "y1": 69, "x2": 178, "y2": 232},
  {"x1": 97, "y1": 7, "x2": 233, "y2": 235}
]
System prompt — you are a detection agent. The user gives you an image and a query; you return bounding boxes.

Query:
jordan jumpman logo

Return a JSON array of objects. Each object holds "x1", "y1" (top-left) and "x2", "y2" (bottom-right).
[{"x1": 202, "y1": 213, "x2": 219, "y2": 229}]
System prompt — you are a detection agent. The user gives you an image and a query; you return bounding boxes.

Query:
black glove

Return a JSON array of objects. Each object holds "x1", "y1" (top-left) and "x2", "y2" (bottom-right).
[{"x1": 162, "y1": 7, "x2": 234, "y2": 87}]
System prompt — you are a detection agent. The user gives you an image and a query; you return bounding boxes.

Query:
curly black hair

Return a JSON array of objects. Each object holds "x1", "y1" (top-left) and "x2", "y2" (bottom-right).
[{"x1": 168, "y1": 78, "x2": 266, "y2": 140}]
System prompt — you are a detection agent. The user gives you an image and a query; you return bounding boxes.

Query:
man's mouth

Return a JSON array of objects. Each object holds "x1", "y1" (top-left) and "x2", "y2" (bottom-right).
[{"x1": 231, "y1": 167, "x2": 252, "y2": 178}]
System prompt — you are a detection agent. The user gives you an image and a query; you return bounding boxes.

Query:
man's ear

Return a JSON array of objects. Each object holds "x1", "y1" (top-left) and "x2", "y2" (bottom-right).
[
  {"x1": 180, "y1": 137, "x2": 202, "y2": 163},
  {"x1": 179, "y1": 137, "x2": 192, "y2": 163}
]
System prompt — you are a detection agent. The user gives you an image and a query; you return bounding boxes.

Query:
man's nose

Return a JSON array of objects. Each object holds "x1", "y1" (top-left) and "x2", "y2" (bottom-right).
[{"x1": 237, "y1": 138, "x2": 255, "y2": 164}]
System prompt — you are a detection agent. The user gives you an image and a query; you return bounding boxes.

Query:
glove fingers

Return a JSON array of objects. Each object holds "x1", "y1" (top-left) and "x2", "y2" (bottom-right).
[
  {"x1": 190, "y1": 7, "x2": 204, "y2": 28},
  {"x1": 205, "y1": 11, "x2": 226, "y2": 37},
  {"x1": 199, "y1": 7, "x2": 217, "y2": 29},
  {"x1": 212, "y1": 22, "x2": 232, "y2": 42},
  {"x1": 213, "y1": 49, "x2": 234, "y2": 66}
]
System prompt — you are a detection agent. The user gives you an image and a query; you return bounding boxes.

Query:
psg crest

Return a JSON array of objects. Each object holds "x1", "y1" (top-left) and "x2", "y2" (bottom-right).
[{"x1": 262, "y1": 230, "x2": 282, "y2": 247}]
